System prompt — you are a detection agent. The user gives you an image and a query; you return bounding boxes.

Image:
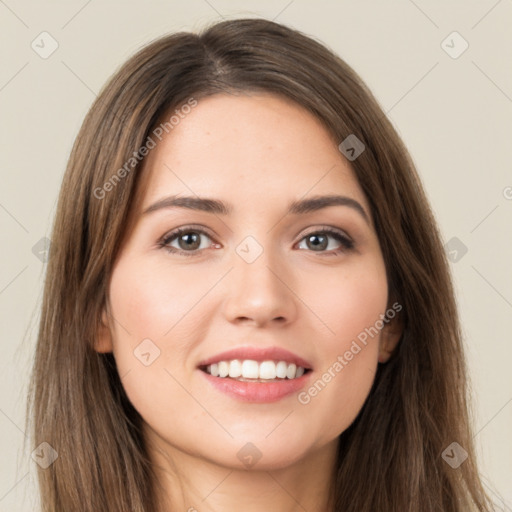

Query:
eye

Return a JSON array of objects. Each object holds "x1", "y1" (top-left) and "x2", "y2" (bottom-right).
[
  {"x1": 158, "y1": 226, "x2": 219, "y2": 256},
  {"x1": 158, "y1": 225, "x2": 355, "y2": 257},
  {"x1": 296, "y1": 228, "x2": 354, "y2": 255}
]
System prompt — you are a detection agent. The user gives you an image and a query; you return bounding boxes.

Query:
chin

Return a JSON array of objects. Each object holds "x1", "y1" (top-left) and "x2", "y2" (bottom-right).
[
  {"x1": 202, "y1": 428, "x2": 320, "y2": 471},
  {"x1": 212, "y1": 446, "x2": 312, "y2": 472}
]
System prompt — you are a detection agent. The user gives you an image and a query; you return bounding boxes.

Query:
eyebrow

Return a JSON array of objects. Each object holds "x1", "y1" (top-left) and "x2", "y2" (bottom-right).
[{"x1": 142, "y1": 194, "x2": 370, "y2": 224}]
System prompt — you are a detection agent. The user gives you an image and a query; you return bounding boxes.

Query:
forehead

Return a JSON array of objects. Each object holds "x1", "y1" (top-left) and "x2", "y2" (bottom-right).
[{"x1": 137, "y1": 92, "x2": 369, "y2": 215}]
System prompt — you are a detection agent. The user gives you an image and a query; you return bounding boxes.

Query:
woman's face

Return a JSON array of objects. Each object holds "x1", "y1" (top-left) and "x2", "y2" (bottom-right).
[{"x1": 96, "y1": 92, "x2": 401, "y2": 470}]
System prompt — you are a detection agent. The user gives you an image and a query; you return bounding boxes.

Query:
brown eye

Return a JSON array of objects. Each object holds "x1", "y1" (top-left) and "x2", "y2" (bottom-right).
[
  {"x1": 160, "y1": 227, "x2": 217, "y2": 256},
  {"x1": 297, "y1": 228, "x2": 354, "y2": 254},
  {"x1": 304, "y1": 233, "x2": 329, "y2": 251},
  {"x1": 176, "y1": 232, "x2": 202, "y2": 251}
]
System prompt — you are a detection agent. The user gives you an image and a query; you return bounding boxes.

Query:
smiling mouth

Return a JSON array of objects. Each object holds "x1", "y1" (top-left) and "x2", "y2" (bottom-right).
[{"x1": 199, "y1": 359, "x2": 311, "y2": 382}]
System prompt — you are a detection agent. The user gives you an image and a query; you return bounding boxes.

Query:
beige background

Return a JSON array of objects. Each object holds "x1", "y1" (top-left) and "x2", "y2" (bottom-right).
[{"x1": 0, "y1": 1, "x2": 511, "y2": 510}]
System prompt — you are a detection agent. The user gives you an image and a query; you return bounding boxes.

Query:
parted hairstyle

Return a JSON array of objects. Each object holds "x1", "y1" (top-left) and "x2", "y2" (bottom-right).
[{"x1": 26, "y1": 17, "x2": 494, "y2": 512}]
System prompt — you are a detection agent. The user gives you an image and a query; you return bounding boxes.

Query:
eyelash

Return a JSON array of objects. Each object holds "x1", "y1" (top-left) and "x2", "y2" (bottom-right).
[{"x1": 157, "y1": 225, "x2": 355, "y2": 257}]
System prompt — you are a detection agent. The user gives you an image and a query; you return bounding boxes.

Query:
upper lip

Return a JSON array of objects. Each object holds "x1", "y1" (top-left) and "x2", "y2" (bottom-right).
[{"x1": 197, "y1": 346, "x2": 313, "y2": 370}]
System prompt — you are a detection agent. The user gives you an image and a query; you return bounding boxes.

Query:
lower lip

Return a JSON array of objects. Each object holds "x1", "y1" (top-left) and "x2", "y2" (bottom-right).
[{"x1": 199, "y1": 370, "x2": 312, "y2": 402}]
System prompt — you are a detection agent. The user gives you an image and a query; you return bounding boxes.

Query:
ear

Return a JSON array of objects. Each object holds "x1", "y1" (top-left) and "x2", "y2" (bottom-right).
[
  {"x1": 94, "y1": 307, "x2": 114, "y2": 354},
  {"x1": 378, "y1": 307, "x2": 404, "y2": 364}
]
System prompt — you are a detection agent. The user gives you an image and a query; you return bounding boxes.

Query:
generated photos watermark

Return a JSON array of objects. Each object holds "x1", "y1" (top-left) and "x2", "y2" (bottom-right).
[
  {"x1": 93, "y1": 97, "x2": 198, "y2": 200},
  {"x1": 297, "y1": 301, "x2": 402, "y2": 405}
]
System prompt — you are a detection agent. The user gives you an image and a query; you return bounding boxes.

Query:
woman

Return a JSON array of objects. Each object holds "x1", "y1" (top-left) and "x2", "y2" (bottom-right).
[{"x1": 26, "y1": 17, "x2": 494, "y2": 511}]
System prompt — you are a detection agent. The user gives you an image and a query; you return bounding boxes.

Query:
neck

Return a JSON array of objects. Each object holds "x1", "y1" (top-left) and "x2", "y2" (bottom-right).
[{"x1": 146, "y1": 431, "x2": 338, "y2": 512}]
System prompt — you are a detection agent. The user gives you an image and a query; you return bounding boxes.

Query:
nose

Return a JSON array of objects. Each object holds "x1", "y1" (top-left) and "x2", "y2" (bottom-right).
[{"x1": 222, "y1": 245, "x2": 298, "y2": 328}]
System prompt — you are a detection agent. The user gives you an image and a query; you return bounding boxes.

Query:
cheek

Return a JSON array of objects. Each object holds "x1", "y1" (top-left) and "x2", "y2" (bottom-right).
[
  {"x1": 105, "y1": 259, "x2": 195, "y2": 437},
  {"x1": 105, "y1": 258, "x2": 188, "y2": 386},
  {"x1": 108, "y1": 256, "x2": 217, "y2": 342},
  {"x1": 293, "y1": 259, "x2": 387, "y2": 440},
  {"x1": 304, "y1": 258, "x2": 388, "y2": 348},
  {"x1": 106, "y1": 257, "x2": 220, "y2": 414}
]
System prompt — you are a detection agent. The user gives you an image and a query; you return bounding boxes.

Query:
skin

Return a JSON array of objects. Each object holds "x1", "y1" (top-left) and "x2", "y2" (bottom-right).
[{"x1": 95, "y1": 92, "x2": 402, "y2": 512}]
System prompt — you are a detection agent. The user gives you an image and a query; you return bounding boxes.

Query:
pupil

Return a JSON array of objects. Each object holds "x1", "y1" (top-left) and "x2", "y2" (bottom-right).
[
  {"x1": 180, "y1": 232, "x2": 200, "y2": 250},
  {"x1": 308, "y1": 234, "x2": 327, "y2": 251}
]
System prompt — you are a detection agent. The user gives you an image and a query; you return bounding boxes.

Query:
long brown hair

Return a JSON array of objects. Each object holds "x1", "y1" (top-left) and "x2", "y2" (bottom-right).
[{"x1": 26, "y1": 18, "x2": 494, "y2": 511}]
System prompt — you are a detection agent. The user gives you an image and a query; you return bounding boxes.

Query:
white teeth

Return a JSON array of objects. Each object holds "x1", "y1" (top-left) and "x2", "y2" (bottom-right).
[
  {"x1": 276, "y1": 361, "x2": 288, "y2": 378},
  {"x1": 204, "y1": 359, "x2": 307, "y2": 380},
  {"x1": 218, "y1": 361, "x2": 229, "y2": 378},
  {"x1": 259, "y1": 361, "x2": 276, "y2": 379},
  {"x1": 242, "y1": 359, "x2": 259, "y2": 379},
  {"x1": 228, "y1": 359, "x2": 242, "y2": 378},
  {"x1": 286, "y1": 363, "x2": 297, "y2": 379}
]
